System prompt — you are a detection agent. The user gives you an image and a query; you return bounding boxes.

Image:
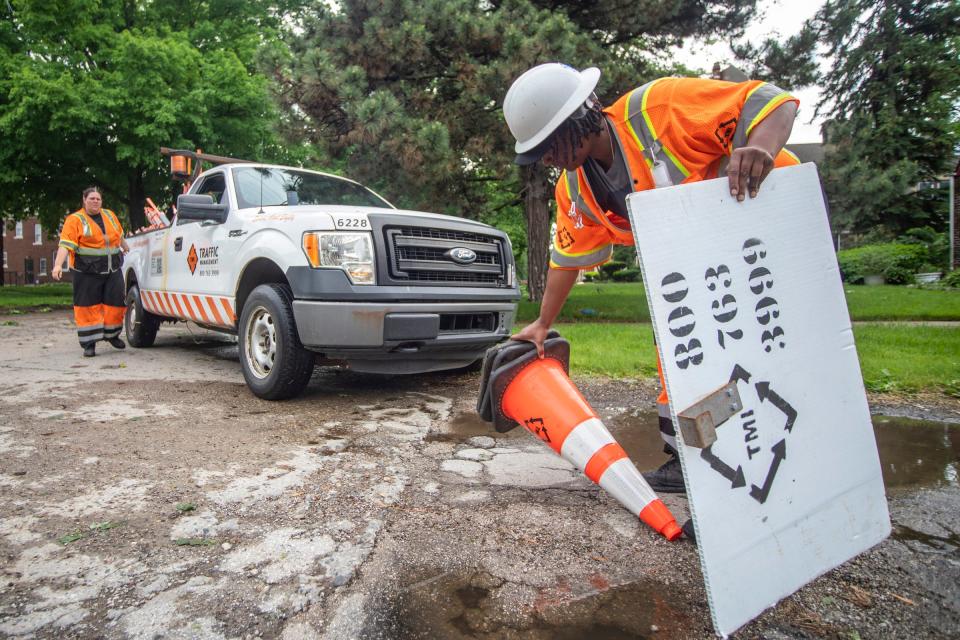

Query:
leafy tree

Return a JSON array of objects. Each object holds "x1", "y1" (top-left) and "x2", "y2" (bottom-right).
[
  {"x1": 270, "y1": 0, "x2": 759, "y2": 300},
  {"x1": 0, "y1": 0, "x2": 290, "y2": 233},
  {"x1": 811, "y1": 0, "x2": 960, "y2": 235}
]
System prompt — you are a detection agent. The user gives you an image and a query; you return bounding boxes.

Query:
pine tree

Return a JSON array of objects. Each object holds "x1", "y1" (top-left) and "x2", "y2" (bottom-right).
[
  {"x1": 271, "y1": 0, "x2": 758, "y2": 300},
  {"x1": 814, "y1": 0, "x2": 960, "y2": 234}
]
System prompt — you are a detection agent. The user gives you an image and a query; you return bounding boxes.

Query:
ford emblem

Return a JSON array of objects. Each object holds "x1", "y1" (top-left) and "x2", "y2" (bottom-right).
[{"x1": 447, "y1": 247, "x2": 477, "y2": 265}]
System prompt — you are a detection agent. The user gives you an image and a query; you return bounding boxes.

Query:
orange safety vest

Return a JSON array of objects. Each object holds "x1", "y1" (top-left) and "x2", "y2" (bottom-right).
[
  {"x1": 550, "y1": 77, "x2": 800, "y2": 270},
  {"x1": 58, "y1": 208, "x2": 125, "y2": 270}
]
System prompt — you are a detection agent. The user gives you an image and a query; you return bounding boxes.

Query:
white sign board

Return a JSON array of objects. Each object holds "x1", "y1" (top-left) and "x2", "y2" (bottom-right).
[{"x1": 626, "y1": 163, "x2": 890, "y2": 637}]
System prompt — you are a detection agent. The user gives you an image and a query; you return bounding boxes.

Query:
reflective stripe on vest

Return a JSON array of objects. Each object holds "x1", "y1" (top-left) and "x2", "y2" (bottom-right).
[
  {"x1": 562, "y1": 172, "x2": 603, "y2": 226},
  {"x1": 102, "y1": 209, "x2": 122, "y2": 235},
  {"x1": 75, "y1": 246, "x2": 121, "y2": 256},
  {"x1": 550, "y1": 244, "x2": 613, "y2": 269},
  {"x1": 72, "y1": 212, "x2": 92, "y2": 237},
  {"x1": 733, "y1": 83, "x2": 792, "y2": 150},
  {"x1": 624, "y1": 80, "x2": 690, "y2": 187}
]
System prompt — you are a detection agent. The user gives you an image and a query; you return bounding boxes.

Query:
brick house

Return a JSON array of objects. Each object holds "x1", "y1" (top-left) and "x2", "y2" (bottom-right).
[{"x1": 2, "y1": 217, "x2": 70, "y2": 285}]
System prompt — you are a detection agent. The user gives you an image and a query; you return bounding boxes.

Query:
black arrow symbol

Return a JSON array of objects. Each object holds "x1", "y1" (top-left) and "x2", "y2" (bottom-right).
[
  {"x1": 701, "y1": 445, "x2": 746, "y2": 489},
  {"x1": 755, "y1": 381, "x2": 798, "y2": 432},
  {"x1": 749, "y1": 439, "x2": 786, "y2": 504},
  {"x1": 730, "y1": 364, "x2": 752, "y2": 385}
]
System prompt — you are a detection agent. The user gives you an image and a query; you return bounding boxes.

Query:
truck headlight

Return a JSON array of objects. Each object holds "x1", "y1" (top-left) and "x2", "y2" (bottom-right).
[{"x1": 302, "y1": 231, "x2": 375, "y2": 285}]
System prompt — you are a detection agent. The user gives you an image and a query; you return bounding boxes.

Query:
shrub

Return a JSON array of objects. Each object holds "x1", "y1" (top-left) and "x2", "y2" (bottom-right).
[
  {"x1": 899, "y1": 227, "x2": 949, "y2": 269},
  {"x1": 598, "y1": 261, "x2": 626, "y2": 280},
  {"x1": 883, "y1": 265, "x2": 913, "y2": 285},
  {"x1": 583, "y1": 271, "x2": 599, "y2": 282},
  {"x1": 837, "y1": 243, "x2": 927, "y2": 284},
  {"x1": 942, "y1": 269, "x2": 960, "y2": 289},
  {"x1": 611, "y1": 268, "x2": 641, "y2": 282}
]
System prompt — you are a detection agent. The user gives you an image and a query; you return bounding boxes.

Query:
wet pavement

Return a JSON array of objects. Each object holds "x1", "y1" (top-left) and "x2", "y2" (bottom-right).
[{"x1": 0, "y1": 311, "x2": 958, "y2": 639}]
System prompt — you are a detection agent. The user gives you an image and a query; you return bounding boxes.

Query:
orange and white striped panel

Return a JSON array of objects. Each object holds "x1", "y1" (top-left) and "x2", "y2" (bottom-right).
[{"x1": 140, "y1": 289, "x2": 237, "y2": 328}]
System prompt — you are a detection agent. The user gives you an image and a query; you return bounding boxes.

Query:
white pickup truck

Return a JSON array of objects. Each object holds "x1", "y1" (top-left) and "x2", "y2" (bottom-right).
[{"x1": 122, "y1": 163, "x2": 520, "y2": 399}]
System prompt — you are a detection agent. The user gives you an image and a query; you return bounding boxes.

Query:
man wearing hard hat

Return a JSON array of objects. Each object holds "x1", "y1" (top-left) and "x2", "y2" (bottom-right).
[{"x1": 502, "y1": 63, "x2": 799, "y2": 493}]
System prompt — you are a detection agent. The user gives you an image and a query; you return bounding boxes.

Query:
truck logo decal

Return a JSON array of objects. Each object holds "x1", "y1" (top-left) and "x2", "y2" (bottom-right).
[
  {"x1": 447, "y1": 247, "x2": 477, "y2": 265},
  {"x1": 187, "y1": 244, "x2": 198, "y2": 275}
]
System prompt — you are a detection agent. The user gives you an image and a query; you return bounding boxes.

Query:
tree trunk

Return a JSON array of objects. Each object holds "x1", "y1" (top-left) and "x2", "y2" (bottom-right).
[
  {"x1": 127, "y1": 169, "x2": 147, "y2": 231},
  {"x1": 522, "y1": 163, "x2": 552, "y2": 302},
  {"x1": 0, "y1": 214, "x2": 5, "y2": 286}
]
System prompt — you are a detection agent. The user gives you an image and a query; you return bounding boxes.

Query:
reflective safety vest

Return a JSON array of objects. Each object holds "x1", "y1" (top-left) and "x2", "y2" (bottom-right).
[
  {"x1": 550, "y1": 77, "x2": 800, "y2": 270},
  {"x1": 59, "y1": 208, "x2": 125, "y2": 271}
]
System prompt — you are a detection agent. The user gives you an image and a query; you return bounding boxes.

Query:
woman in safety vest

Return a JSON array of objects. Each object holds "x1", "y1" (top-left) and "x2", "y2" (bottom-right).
[
  {"x1": 52, "y1": 187, "x2": 131, "y2": 357},
  {"x1": 502, "y1": 63, "x2": 799, "y2": 493}
]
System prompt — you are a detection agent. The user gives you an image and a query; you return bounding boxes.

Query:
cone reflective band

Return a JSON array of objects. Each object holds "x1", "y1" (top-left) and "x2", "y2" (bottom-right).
[{"x1": 501, "y1": 358, "x2": 682, "y2": 541}]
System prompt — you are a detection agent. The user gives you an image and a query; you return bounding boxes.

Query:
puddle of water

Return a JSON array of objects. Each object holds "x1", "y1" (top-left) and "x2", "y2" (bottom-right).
[
  {"x1": 387, "y1": 570, "x2": 682, "y2": 639},
  {"x1": 598, "y1": 412, "x2": 960, "y2": 491},
  {"x1": 872, "y1": 416, "x2": 959, "y2": 489},
  {"x1": 605, "y1": 412, "x2": 671, "y2": 474}
]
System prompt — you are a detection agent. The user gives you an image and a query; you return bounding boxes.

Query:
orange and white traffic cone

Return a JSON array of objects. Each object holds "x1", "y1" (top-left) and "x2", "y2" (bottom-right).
[{"x1": 500, "y1": 357, "x2": 682, "y2": 541}]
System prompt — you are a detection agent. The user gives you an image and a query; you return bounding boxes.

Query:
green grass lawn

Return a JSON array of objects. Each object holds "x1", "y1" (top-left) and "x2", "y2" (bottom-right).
[
  {"x1": 0, "y1": 283, "x2": 73, "y2": 311},
  {"x1": 842, "y1": 285, "x2": 960, "y2": 321},
  {"x1": 545, "y1": 322, "x2": 960, "y2": 397},
  {"x1": 516, "y1": 282, "x2": 960, "y2": 323}
]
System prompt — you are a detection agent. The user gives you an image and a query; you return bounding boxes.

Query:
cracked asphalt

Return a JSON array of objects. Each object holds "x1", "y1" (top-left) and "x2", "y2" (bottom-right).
[{"x1": 0, "y1": 310, "x2": 957, "y2": 639}]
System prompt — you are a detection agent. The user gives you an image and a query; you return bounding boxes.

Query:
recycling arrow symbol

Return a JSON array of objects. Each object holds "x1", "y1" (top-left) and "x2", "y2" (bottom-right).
[{"x1": 698, "y1": 364, "x2": 798, "y2": 504}]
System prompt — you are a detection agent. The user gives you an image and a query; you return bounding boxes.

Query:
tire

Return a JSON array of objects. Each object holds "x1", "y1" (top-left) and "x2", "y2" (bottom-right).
[
  {"x1": 125, "y1": 284, "x2": 160, "y2": 348},
  {"x1": 238, "y1": 283, "x2": 315, "y2": 400}
]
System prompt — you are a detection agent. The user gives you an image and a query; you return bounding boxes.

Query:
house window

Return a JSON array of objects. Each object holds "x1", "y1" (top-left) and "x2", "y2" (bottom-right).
[
  {"x1": 3, "y1": 251, "x2": 6, "y2": 268},
  {"x1": 15, "y1": 221, "x2": 23, "y2": 239},
  {"x1": 34, "y1": 223, "x2": 42, "y2": 245},
  {"x1": 39, "y1": 258, "x2": 47, "y2": 275}
]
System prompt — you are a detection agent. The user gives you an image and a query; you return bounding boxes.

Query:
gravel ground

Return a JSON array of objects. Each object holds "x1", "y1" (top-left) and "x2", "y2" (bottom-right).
[{"x1": 0, "y1": 310, "x2": 957, "y2": 639}]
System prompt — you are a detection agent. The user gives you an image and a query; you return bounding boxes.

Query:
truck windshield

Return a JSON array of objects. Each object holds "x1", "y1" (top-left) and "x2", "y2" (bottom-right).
[{"x1": 232, "y1": 167, "x2": 392, "y2": 210}]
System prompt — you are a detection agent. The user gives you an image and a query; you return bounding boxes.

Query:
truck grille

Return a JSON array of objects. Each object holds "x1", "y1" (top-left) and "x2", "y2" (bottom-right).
[{"x1": 384, "y1": 226, "x2": 507, "y2": 286}]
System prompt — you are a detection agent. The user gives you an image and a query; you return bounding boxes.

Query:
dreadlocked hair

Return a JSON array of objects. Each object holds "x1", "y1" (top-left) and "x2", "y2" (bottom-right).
[{"x1": 549, "y1": 98, "x2": 606, "y2": 166}]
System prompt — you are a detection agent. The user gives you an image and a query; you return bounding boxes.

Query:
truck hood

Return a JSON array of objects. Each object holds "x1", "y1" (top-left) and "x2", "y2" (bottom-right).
[{"x1": 244, "y1": 205, "x2": 498, "y2": 231}]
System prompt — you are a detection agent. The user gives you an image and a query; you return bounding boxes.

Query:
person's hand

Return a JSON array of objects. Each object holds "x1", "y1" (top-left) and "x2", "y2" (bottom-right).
[
  {"x1": 52, "y1": 265, "x2": 62, "y2": 281},
  {"x1": 510, "y1": 319, "x2": 550, "y2": 358},
  {"x1": 727, "y1": 145, "x2": 775, "y2": 202}
]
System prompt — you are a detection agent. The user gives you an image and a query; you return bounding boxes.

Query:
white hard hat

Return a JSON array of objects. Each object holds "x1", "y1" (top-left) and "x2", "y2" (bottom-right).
[{"x1": 503, "y1": 63, "x2": 601, "y2": 165}]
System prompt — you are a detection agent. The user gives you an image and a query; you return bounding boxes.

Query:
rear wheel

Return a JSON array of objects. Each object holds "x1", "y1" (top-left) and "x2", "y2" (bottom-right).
[
  {"x1": 238, "y1": 284, "x2": 314, "y2": 400},
  {"x1": 125, "y1": 284, "x2": 160, "y2": 347}
]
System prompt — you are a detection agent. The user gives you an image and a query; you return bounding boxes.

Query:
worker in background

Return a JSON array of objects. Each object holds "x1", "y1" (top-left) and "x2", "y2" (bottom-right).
[
  {"x1": 52, "y1": 187, "x2": 130, "y2": 357},
  {"x1": 503, "y1": 63, "x2": 799, "y2": 493}
]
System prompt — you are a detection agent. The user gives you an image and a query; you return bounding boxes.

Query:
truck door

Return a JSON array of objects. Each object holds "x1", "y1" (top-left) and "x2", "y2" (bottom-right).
[{"x1": 166, "y1": 171, "x2": 238, "y2": 328}]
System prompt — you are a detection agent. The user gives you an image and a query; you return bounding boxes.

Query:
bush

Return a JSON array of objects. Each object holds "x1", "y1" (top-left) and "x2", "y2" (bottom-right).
[
  {"x1": 942, "y1": 270, "x2": 960, "y2": 289},
  {"x1": 883, "y1": 265, "x2": 913, "y2": 285},
  {"x1": 611, "y1": 268, "x2": 641, "y2": 282},
  {"x1": 837, "y1": 243, "x2": 927, "y2": 284},
  {"x1": 583, "y1": 271, "x2": 599, "y2": 282},
  {"x1": 598, "y1": 261, "x2": 626, "y2": 280},
  {"x1": 899, "y1": 227, "x2": 949, "y2": 270}
]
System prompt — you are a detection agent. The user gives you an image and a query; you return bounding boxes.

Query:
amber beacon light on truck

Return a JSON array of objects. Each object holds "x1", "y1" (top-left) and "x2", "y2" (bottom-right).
[{"x1": 301, "y1": 231, "x2": 376, "y2": 285}]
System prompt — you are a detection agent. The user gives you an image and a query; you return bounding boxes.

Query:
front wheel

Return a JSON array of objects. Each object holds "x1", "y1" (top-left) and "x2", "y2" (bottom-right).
[
  {"x1": 238, "y1": 284, "x2": 315, "y2": 400},
  {"x1": 125, "y1": 284, "x2": 160, "y2": 347}
]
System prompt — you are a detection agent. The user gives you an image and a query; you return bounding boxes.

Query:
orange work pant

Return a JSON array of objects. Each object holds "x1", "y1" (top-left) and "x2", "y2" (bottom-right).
[{"x1": 72, "y1": 270, "x2": 125, "y2": 347}]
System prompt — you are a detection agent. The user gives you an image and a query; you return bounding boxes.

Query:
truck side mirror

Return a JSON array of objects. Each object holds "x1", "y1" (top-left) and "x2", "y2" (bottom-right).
[{"x1": 177, "y1": 194, "x2": 228, "y2": 224}]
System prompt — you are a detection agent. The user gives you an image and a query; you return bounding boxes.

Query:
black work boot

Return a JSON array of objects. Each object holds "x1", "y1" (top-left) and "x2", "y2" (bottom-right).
[
  {"x1": 107, "y1": 337, "x2": 126, "y2": 349},
  {"x1": 83, "y1": 344, "x2": 96, "y2": 358},
  {"x1": 643, "y1": 455, "x2": 686, "y2": 494}
]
